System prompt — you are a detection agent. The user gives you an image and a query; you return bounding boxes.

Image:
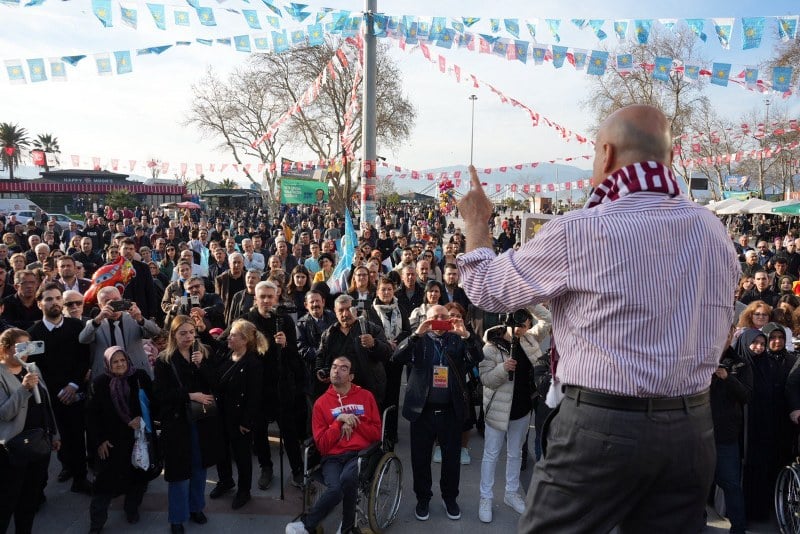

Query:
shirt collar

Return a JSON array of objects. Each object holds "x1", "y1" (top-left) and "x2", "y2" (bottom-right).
[{"x1": 43, "y1": 316, "x2": 64, "y2": 331}]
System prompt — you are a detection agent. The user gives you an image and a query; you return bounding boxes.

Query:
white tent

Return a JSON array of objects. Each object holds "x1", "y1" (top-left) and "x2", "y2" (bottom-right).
[
  {"x1": 707, "y1": 198, "x2": 744, "y2": 213},
  {"x1": 750, "y1": 199, "x2": 799, "y2": 214},
  {"x1": 716, "y1": 198, "x2": 771, "y2": 215}
]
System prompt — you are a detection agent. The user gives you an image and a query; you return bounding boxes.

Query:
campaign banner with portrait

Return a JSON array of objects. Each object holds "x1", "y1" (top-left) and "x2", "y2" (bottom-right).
[{"x1": 280, "y1": 178, "x2": 328, "y2": 204}]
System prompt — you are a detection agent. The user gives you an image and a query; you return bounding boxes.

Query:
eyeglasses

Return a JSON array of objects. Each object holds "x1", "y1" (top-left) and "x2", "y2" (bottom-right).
[
  {"x1": 187, "y1": 285, "x2": 203, "y2": 290},
  {"x1": 65, "y1": 301, "x2": 82, "y2": 307},
  {"x1": 752, "y1": 312, "x2": 769, "y2": 317}
]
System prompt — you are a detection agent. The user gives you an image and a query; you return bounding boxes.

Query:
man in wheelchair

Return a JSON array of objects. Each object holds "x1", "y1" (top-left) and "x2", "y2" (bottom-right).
[{"x1": 286, "y1": 356, "x2": 382, "y2": 534}]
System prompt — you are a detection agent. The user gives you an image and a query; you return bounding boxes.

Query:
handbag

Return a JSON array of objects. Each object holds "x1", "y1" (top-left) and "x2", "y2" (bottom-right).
[
  {"x1": 5, "y1": 428, "x2": 51, "y2": 465},
  {"x1": 170, "y1": 360, "x2": 217, "y2": 422}
]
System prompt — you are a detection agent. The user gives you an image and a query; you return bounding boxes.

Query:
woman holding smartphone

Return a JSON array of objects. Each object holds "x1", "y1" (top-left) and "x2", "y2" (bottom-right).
[{"x1": 153, "y1": 315, "x2": 221, "y2": 534}]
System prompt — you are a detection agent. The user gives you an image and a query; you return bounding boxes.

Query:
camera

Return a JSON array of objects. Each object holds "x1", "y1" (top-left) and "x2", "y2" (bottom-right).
[
  {"x1": 719, "y1": 358, "x2": 745, "y2": 375},
  {"x1": 15, "y1": 341, "x2": 45, "y2": 356},
  {"x1": 503, "y1": 309, "x2": 533, "y2": 328},
  {"x1": 273, "y1": 304, "x2": 297, "y2": 315},
  {"x1": 109, "y1": 299, "x2": 132, "y2": 312}
]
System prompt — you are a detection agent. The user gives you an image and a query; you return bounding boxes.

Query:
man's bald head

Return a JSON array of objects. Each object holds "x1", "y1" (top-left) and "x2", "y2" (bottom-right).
[{"x1": 591, "y1": 105, "x2": 673, "y2": 186}]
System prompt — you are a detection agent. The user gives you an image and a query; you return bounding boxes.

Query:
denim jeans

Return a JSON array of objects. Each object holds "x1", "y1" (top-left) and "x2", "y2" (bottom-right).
[
  {"x1": 167, "y1": 424, "x2": 207, "y2": 524},
  {"x1": 480, "y1": 413, "x2": 530, "y2": 499},
  {"x1": 303, "y1": 452, "x2": 359, "y2": 531},
  {"x1": 714, "y1": 441, "x2": 746, "y2": 533}
]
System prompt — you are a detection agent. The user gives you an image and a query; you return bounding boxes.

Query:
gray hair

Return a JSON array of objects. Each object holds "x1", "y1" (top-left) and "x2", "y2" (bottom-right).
[
  {"x1": 255, "y1": 280, "x2": 278, "y2": 293},
  {"x1": 334, "y1": 294, "x2": 353, "y2": 308}
]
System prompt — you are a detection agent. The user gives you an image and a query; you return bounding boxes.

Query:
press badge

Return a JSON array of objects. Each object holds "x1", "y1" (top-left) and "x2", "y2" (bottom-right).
[{"x1": 433, "y1": 365, "x2": 449, "y2": 388}]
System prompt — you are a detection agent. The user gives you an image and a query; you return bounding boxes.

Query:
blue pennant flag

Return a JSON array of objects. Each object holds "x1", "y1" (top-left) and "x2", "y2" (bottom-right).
[
  {"x1": 27, "y1": 58, "x2": 46, "y2": 82},
  {"x1": 315, "y1": 10, "x2": 329, "y2": 23},
  {"x1": 147, "y1": 3, "x2": 166, "y2": 30},
  {"x1": 429, "y1": 16, "x2": 446, "y2": 41},
  {"x1": 61, "y1": 55, "x2": 86, "y2": 66},
  {"x1": 175, "y1": 41, "x2": 191, "y2": 46},
  {"x1": 196, "y1": 38, "x2": 213, "y2": 46},
  {"x1": 373, "y1": 14, "x2": 387, "y2": 37},
  {"x1": 174, "y1": 11, "x2": 190, "y2": 26},
  {"x1": 504, "y1": 19, "x2": 519, "y2": 38},
  {"x1": 462, "y1": 17, "x2": 479, "y2": 27},
  {"x1": 417, "y1": 20, "x2": 430, "y2": 39},
  {"x1": 478, "y1": 34, "x2": 500, "y2": 45},
  {"x1": 616, "y1": 53, "x2": 633, "y2": 71},
  {"x1": 285, "y1": 2, "x2": 310, "y2": 22},
  {"x1": 777, "y1": 16, "x2": 798, "y2": 42},
  {"x1": 712, "y1": 18, "x2": 734, "y2": 49},
  {"x1": 387, "y1": 16, "x2": 399, "y2": 30},
  {"x1": 254, "y1": 36, "x2": 269, "y2": 50},
  {"x1": 332, "y1": 11, "x2": 349, "y2": 32},
  {"x1": 613, "y1": 20, "x2": 627, "y2": 41},
  {"x1": 710, "y1": 62, "x2": 731, "y2": 87},
  {"x1": 489, "y1": 19, "x2": 499, "y2": 33},
  {"x1": 185, "y1": 0, "x2": 199, "y2": 8},
  {"x1": 492, "y1": 40, "x2": 508, "y2": 58},
  {"x1": 49, "y1": 59, "x2": 66, "y2": 81},
  {"x1": 308, "y1": 23, "x2": 324, "y2": 45},
  {"x1": 137, "y1": 45, "x2": 172, "y2": 55},
  {"x1": 573, "y1": 50, "x2": 588, "y2": 70},
  {"x1": 526, "y1": 21, "x2": 536, "y2": 40},
  {"x1": 744, "y1": 67, "x2": 758, "y2": 85},
  {"x1": 552, "y1": 45, "x2": 567, "y2": 68},
  {"x1": 266, "y1": 15, "x2": 280, "y2": 28},
  {"x1": 572, "y1": 19, "x2": 587, "y2": 29},
  {"x1": 532, "y1": 47, "x2": 546, "y2": 65},
  {"x1": 216, "y1": 38, "x2": 231, "y2": 46},
  {"x1": 403, "y1": 22, "x2": 418, "y2": 44},
  {"x1": 114, "y1": 50, "x2": 132, "y2": 75},
  {"x1": 235, "y1": 35, "x2": 252, "y2": 52},
  {"x1": 684, "y1": 65, "x2": 700, "y2": 80},
  {"x1": 588, "y1": 20, "x2": 607, "y2": 40},
  {"x1": 329, "y1": 209, "x2": 356, "y2": 294},
  {"x1": 653, "y1": 57, "x2": 672, "y2": 82},
  {"x1": 121, "y1": 7, "x2": 137, "y2": 29},
  {"x1": 290, "y1": 29, "x2": 305, "y2": 45},
  {"x1": 272, "y1": 30, "x2": 288, "y2": 53},
  {"x1": 659, "y1": 19, "x2": 677, "y2": 32},
  {"x1": 741, "y1": 17, "x2": 765, "y2": 50},
  {"x1": 545, "y1": 19, "x2": 561, "y2": 43},
  {"x1": 196, "y1": 7, "x2": 216, "y2": 26},
  {"x1": 24, "y1": 0, "x2": 45, "y2": 6},
  {"x1": 458, "y1": 32, "x2": 474, "y2": 49},
  {"x1": 261, "y1": 0, "x2": 282, "y2": 17},
  {"x1": 243, "y1": 10, "x2": 261, "y2": 29},
  {"x1": 5, "y1": 60, "x2": 26, "y2": 84},
  {"x1": 451, "y1": 21, "x2": 464, "y2": 33},
  {"x1": 342, "y1": 16, "x2": 360, "y2": 37},
  {"x1": 685, "y1": 19, "x2": 707, "y2": 42},
  {"x1": 587, "y1": 50, "x2": 608, "y2": 75},
  {"x1": 95, "y1": 54, "x2": 112, "y2": 76},
  {"x1": 514, "y1": 40, "x2": 528, "y2": 63},
  {"x1": 773, "y1": 66, "x2": 793, "y2": 93},
  {"x1": 92, "y1": 0, "x2": 112, "y2": 27},
  {"x1": 436, "y1": 28, "x2": 455, "y2": 49},
  {"x1": 634, "y1": 20, "x2": 651, "y2": 44}
]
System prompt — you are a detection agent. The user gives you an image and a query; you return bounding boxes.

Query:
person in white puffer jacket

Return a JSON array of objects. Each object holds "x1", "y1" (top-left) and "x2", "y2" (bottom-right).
[{"x1": 477, "y1": 304, "x2": 551, "y2": 523}]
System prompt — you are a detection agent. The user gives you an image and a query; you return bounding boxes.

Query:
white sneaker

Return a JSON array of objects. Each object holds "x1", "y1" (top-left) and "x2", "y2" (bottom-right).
[
  {"x1": 433, "y1": 445, "x2": 442, "y2": 463},
  {"x1": 460, "y1": 447, "x2": 471, "y2": 465},
  {"x1": 478, "y1": 497, "x2": 493, "y2": 523},
  {"x1": 504, "y1": 492, "x2": 526, "y2": 514},
  {"x1": 285, "y1": 521, "x2": 310, "y2": 534}
]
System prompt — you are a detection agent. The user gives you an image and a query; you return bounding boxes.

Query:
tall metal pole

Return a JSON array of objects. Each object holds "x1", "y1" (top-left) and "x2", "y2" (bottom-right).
[
  {"x1": 469, "y1": 95, "x2": 477, "y2": 165},
  {"x1": 360, "y1": 0, "x2": 377, "y2": 228}
]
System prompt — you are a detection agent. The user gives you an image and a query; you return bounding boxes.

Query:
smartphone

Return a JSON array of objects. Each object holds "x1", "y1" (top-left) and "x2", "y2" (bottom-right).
[
  {"x1": 43, "y1": 258, "x2": 55, "y2": 271},
  {"x1": 190, "y1": 295, "x2": 201, "y2": 308},
  {"x1": 180, "y1": 295, "x2": 188, "y2": 307},
  {"x1": 193, "y1": 339, "x2": 200, "y2": 354},
  {"x1": 429, "y1": 319, "x2": 453, "y2": 331},
  {"x1": 15, "y1": 340, "x2": 45, "y2": 355},
  {"x1": 109, "y1": 299, "x2": 132, "y2": 312}
]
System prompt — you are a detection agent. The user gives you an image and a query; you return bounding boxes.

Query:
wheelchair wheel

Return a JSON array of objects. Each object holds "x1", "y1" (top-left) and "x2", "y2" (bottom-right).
[
  {"x1": 367, "y1": 452, "x2": 402, "y2": 533},
  {"x1": 775, "y1": 464, "x2": 800, "y2": 534}
]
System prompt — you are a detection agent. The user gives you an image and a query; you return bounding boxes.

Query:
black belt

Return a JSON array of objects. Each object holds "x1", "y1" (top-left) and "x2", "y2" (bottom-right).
[{"x1": 563, "y1": 386, "x2": 709, "y2": 412}]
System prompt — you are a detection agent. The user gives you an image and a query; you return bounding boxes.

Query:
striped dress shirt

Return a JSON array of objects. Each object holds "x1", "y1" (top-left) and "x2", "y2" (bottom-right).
[{"x1": 458, "y1": 192, "x2": 740, "y2": 397}]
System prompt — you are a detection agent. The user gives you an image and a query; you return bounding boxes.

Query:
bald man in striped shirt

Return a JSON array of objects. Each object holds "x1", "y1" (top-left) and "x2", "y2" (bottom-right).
[{"x1": 458, "y1": 104, "x2": 740, "y2": 533}]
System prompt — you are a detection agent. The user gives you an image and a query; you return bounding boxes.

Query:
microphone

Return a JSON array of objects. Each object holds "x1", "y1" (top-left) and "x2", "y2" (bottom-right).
[
  {"x1": 27, "y1": 362, "x2": 42, "y2": 405},
  {"x1": 508, "y1": 333, "x2": 520, "y2": 382}
]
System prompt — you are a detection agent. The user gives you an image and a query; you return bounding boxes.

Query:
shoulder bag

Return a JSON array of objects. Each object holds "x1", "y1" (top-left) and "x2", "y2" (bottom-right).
[{"x1": 170, "y1": 360, "x2": 218, "y2": 422}]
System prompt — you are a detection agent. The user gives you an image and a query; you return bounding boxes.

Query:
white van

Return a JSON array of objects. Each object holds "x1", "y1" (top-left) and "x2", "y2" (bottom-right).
[{"x1": 0, "y1": 197, "x2": 41, "y2": 215}]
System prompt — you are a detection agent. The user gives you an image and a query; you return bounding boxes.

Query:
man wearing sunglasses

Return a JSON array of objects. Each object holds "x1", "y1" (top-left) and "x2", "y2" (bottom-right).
[{"x1": 62, "y1": 290, "x2": 87, "y2": 322}]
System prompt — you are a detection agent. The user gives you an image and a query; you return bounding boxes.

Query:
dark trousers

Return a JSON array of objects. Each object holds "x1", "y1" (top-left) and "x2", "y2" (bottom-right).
[
  {"x1": 51, "y1": 399, "x2": 87, "y2": 480},
  {"x1": 383, "y1": 360, "x2": 403, "y2": 441},
  {"x1": 254, "y1": 414, "x2": 302, "y2": 475},
  {"x1": 217, "y1": 428, "x2": 254, "y2": 494},
  {"x1": 520, "y1": 395, "x2": 715, "y2": 534},
  {"x1": 0, "y1": 449, "x2": 49, "y2": 534},
  {"x1": 409, "y1": 405, "x2": 463, "y2": 504},
  {"x1": 714, "y1": 441, "x2": 746, "y2": 533},
  {"x1": 303, "y1": 452, "x2": 359, "y2": 531},
  {"x1": 89, "y1": 481, "x2": 146, "y2": 529}
]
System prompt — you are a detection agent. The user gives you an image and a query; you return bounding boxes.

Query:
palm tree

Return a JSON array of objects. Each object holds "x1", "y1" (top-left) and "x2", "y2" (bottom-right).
[
  {"x1": 32, "y1": 133, "x2": 60, "y2": 172},
  {"x1": 0, "y1": 122, "x2": 29, "y2": 180},
  {"x1": 219, "y1": 178, "x2": 239, "y2": 189}
]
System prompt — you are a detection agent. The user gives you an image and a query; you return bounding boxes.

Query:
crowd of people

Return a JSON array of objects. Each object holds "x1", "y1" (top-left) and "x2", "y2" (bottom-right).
[{"x1": 0, "y1": 200, "x2": 544, "y2": 534}]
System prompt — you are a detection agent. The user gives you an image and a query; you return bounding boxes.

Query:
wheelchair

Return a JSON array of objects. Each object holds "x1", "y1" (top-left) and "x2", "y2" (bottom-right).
[
  {"x1": 300, "y1": 406, "x2": 402, "y2": 534},
  {"x1": 775, "y1": 458, "x2": 800, "y2": 533}
]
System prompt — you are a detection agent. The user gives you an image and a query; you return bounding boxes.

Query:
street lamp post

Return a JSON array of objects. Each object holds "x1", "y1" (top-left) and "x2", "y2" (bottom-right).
[{"x1": 469, "y1": 95, "x2": 477, "y2": 166}]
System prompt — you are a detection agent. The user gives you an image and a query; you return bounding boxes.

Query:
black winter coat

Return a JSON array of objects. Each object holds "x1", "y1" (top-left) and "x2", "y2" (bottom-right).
[{"x1": 215, "y1": 350, "x2": 263, "y2": 433}]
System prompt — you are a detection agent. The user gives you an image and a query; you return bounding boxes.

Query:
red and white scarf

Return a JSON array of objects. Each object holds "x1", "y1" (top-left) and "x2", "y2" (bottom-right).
[{"x1": 584, "y1": 161, "x2": 680, "y2": 209}]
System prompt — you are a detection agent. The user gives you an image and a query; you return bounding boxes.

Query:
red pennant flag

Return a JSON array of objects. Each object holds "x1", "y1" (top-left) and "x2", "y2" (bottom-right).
[
  {"x1": 195, "y1": 164, "x2": 203, "y2": 174},
  {"x1": 510, "y1": 184, "x2": 517, "y2": 192},
  {"x1": 220, "y1": 164, "x2": 228, "y2": 173},
  {"x1": 129, "y1": 160, "x2": 136, "y2": 170},
  {"x1": 455, "y1": 179, "x2": 462, "y2": 187},
  {"x1": 479, "y1": 37, "x2": 490, "y2": 54},
  {"x1": 523, "y1": 184, "x2": 530, "y2": 193},
  {"x1": 499, "y1": 166, "x2": 507, "y2": 172},
  {"x1": 514, "y1": 164, "x2": 523, "y2": 170},
  {"x1": 233, "y1": 164, "x2": 239, "y2": 172},
  {"x1": 111, "y1": 159, "x2": 119, "y2": 171},
  {"x1": 92, "y1": 157, "x2": 101, "y2": 168},
  {"x1": 210, "y1": 164, "x2": 216, "y2": 172},
  {"x1": 453, "y1": 171, "x2": 461, "y2": 178},
  {"x1": 547, "y1": 183, "x2": 555, "y2": 192},
  {"x1": 161, "y1": 162, "x2": 169, "y2": 174},
  {"x1": 426, "y1": 173, "x2": 434, "y2": 180},
  {"x1": 71, "y1": 155, "x2": 80, "y2": 167},
  {"x1": 483, "y1": 168, "x2": 492, "y2": 174},
  {"x1": 495, "y1": 184, "x2": 501, "y2": 192},
  {"x1": 412, "y1": 171, "x2": 419, "y2": 180},
  {"x1": 535, "y1": 184, "x2": 541, "y2": 193},
  {"x1": 439, "y1": 172, "x2": 448, "y2": 179},
  {"x1": 531, "y1": 162, "x2": 539, "y2": 168},
  {"x1": 438, "y1": 55, "x2": 446, "y2": 73},
  {"x1": 577, "y1": 180, "x2": 584, "y2": 188},
  {"x1": 454, "y1": 64, "x2": 461, "y2": 83},
  {"x1": 420, "y1": 43, "x2": 431, "y2": 60},
  {"x1": 180, "y1": 163, "x2": 187, "y2": 175},
  {"x1": 31, "y1": 150, "x2": 45, "y2": 166},
  {"x1": 470, "y1": 74, "x2": 479, "y2": 88},
  {"x1": 565, "y1": 182, "x2": 571, "y2": 190}
]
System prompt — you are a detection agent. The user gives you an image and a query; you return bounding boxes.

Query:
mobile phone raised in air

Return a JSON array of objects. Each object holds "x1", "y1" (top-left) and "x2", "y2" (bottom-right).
[{"x1": 429, "y1": 319, "x2": 453, "y2": 331}]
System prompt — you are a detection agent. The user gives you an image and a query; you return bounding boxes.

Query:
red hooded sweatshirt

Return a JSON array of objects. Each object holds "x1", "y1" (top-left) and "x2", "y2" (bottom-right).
[{"x1": 312, "y1": 383, "x2": 382, "y2": 457}]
